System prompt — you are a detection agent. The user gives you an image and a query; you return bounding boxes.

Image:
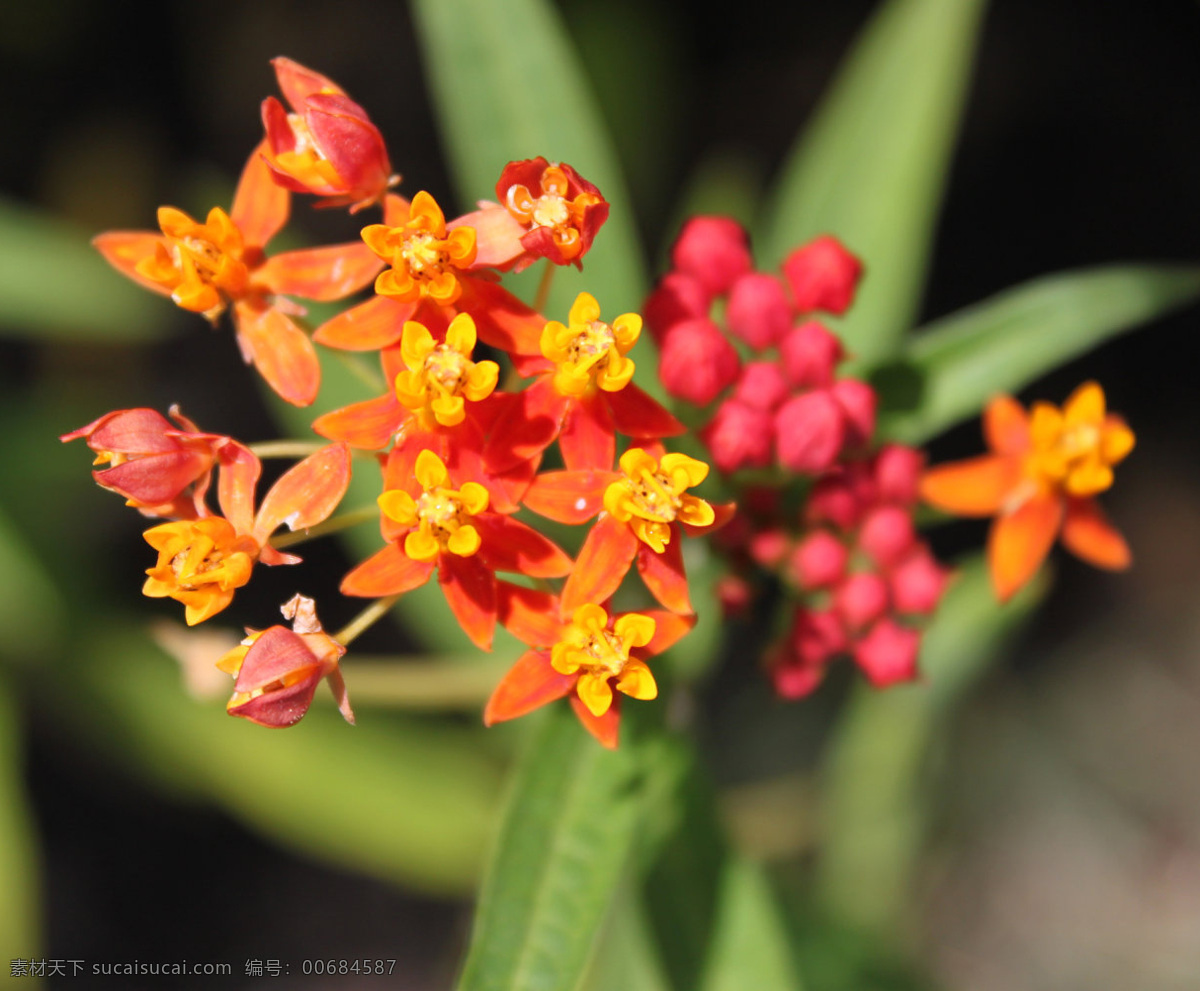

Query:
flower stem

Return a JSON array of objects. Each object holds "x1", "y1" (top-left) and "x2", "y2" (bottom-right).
[
  {"x1": 249, "y1": 440, "x2": 327, "y2": 459},
  {"x1": 532, "y1": 258, "x2": 556, "y2": 314},
  {"x1": 335, "y1": 594, "x2": 401, "y2": 646},
  {"x1": 269, "y1": 505, "x2": 379, "y2": 549},
  {"x1": 334, "y1": 654, "x2": 508, "y2": 709}
]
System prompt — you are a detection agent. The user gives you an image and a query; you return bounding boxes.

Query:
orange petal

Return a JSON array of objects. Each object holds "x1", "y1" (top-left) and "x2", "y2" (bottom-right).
[
  {"x1": 559, "y1": 393, "x2": 615, "y2": 472},
  {"x1": 92, "y1": 231, "x2": 173, "y2": 296},
  {"x1": 483, "y1": 650, "x2": 574, "y2": 725},
  {"x1": 234, "y1": 302, "x2": 320, "y2": 406},
  {"x1": 272, "y1": 56, "x2": 346, "y2": 107},
  {"x1": 983, "y1": 395, "x2": 1031, "y2": 455},
  {"x1": 313, "y1": 294, "x2": 412, "y2": 351},
  {"x1": 636, "y1": 533, "x2": 692, "y2": 614},
  {"x1": 215, "y1": 440, "x2": 262, "y2": 535},
  {"x1": 988, "y1": 494, "x2": 1064, "y2": 602},
  {"x1": 496, "y1": 581, "x2": 564, "y2": 647},
  {"x1": 438, "y1": 552, "x2": 497, "y2": 650},
  {"x1": 606, "y1": 383, "x2": 686, "y2": 439},
  {"x1": 483, "y1": 380, "x2": 566, "y2": 473},
  {"x1": 341, "y1": 543, "x2": 433, "y2": 597},
  {"x1": 475, "y1": 515, "x2": 573, "y2": 578},
  {"x1": 254, "y1": 443, "x2": 351, "y2": 541},
  {"x1": 312, "y1": 392, "x2": 403, "y2": 449},
  {"x1": 521, "y1": 469, "x2": 613, "y2": 524},
  {"x1": 570, "y1": 694, "x2": 620, "y2": 749},
  {"x1": 1061, "y1": 497, "x2": 1131, "y2": 570},
  {"x1": 638, "y1": 609, "x2": 696, "y2": 657},
  {"x1": 561, "y1": 513, "x2": 639, "y2": 615},
  {"x1": 255, "y1": 242, "x2": 384, "y2": 300},
  {"x1": 231, "y1": 140, "x2": 290, "y2": 250},
  {"x1": 921, "y1": 455, "x2": 1022, "y2": 517},
  {"x1": 452, "y1": 205, "x2": 527, "y2": 269},
  {"x1": 457, "y1": 278, "x2": 545, "y2": 357}
]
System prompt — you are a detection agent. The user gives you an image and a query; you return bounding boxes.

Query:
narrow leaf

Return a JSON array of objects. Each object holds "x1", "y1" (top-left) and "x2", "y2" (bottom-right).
[
  {"x1": 880, "y1": 264, "x2": 1200, "y2": 444},
  {"x1": 0, "y1": 676, "x2": 41, "y2": 960},
  {"x1": 456, "y1": 706, "x2": 645, "y2": 991},
  {"x1": 0, "y1": 196, "x2": 162, "y2": 341},
  {"x1": 760, "y1": 0, "x2": 987, "y2": 365}
]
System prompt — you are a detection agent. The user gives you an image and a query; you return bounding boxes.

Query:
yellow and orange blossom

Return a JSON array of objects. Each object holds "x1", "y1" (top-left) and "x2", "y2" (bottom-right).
[
  {"x1": 143, "y1": 518, "x2": 259, "y2": 625},
  {"x1": 603, "y1": 448, "x2": 716, "y2": 553},
  {"x1": 362, "y1": 191, "x2": 476, "y2": 305},
  {"x1": 377, "y1": 450, "x2": 489, "y2": 562},
  {"x1": 921, "y1": 381, "x2": 1134, "y2": 602},
  {"x1": 550, "y1": 603, "x2": 658, "y2": 717},
  {"x1": 541, "y1": 292, "x2": 640, "y2": 398},
  {"x1": 393, "y1": 314, "x2": 499, "y2": 428}
]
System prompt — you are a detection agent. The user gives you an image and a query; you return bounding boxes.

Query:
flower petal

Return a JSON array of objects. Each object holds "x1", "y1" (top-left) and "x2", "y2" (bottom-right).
[
  {"x1": 312, "y1": 391, "x2": 404, "y2": 449},
  {"x1": 475, "y1": 515, "x2": 573, "y2": 578},
  {"x1": 1061, "y1": 497, "x2": 1131, "y2": 570},
  {"x1": 569, "y1": 695, "x2": 620, "y2": 749},
  {"x1": 231, "y1": 140, "x2": 290, "y2": 250},
  {"x1": 234, "y1": 302, "x2": 321, "y2": 406},
  {"x1": 988, "y1": 493, "x2": 1064, "y2": 602},
  {"x1": 313, "y1": 294, "x2": 413, "y2": 351},
  {"x1": 920, "y1": 455, "x2": 1023, "y2": 516},
  {"x1": 496, "y1": 582, "x2": 564, "y2": 647},
  {"x1": 254, "y1": 443, "x2": 351, "y2": 541},
  {"x1": 341, "y1": 543, "x2": 434, "y2": 597},
  {"x1": 483, "y1": 650, "x2": 574, "y2": 725},
  {"x1": 438, "y1": 551, "x2": 497, "y2": 650},
  {"x1": 561, "y1": 513, "x2": 639, "y2": 615},
  {"x1": 637, "y1": 609, "x2": 696, "y2": 657},
  {"x1": 459, "y1": 278, "x2": 546, "y2": 357},
  {"x1": 521, "y1": 469, "x2": 613, "y2": 524},
  {"x1": 559, "y1": 392, "x2": 615, "y2": 472},
  {"x1": 255, "y1": 242, "x2": 384, "y2": 300},
  {"x1": 92, "y1": 231, "x2": 173, "y2": 296},
  {"x1": 606, "y1": 383, "x2": 686, "y2": 439},
  {"x1": 636, "y1": 531, "x2": 692, "y2": 614},
  {"x1": 983, "y1": 395, "x2": 1031, "y2": 455}
]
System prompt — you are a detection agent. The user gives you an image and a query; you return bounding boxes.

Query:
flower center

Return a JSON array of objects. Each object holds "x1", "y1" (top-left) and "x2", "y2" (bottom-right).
[
  {"x1": 425, "y1": 345, "x2": 468, "y2": 392},
  {"x1": 531, "y1": 192, "x2": 570, "y2": 229},
  {"x1": 401, "y1": 232, "x2": 444, "y2": 274},
  {"x1": 540, "y1": 295, "x2": 640, "y2": 398},
  {"x1": 142, "y1": 518, "x2": 258, "y2": 624}
]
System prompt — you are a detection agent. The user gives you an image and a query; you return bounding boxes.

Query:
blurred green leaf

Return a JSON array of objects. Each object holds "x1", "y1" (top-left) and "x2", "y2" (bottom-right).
[
  {"x1": 0, "y1": 501, "x2": 64, "y2": 665},
  {"x1": 455, "y1": 706, "x2": 645, "y2": 991},
  {"x1": 410, "y1": 0, "x2": 649, "y2": 339},
  {"x1": 51, "y1": 625, "x2": 502, "y2": 895},
  {"x1": 816, "y1": 556, "x2": 1046, "y2": 936},
  {"x1": 0, "y1": 196, "x2": 162, "y2": 341},
  {"x1": 760, "y1": 0, "x2": 986, "y2": 365},
  {"x1": 0, "y1": 674, "x2": 41, "y2": 962},
  {"x1": 701, "y1": 858, "x2": 803, "y2": 991},
  {"x1": 879, "y1": 264, "x2": 1200, "y2": 444},
  {"x1": 580, "y1": 883, "x2": 672, "y2": 991}
]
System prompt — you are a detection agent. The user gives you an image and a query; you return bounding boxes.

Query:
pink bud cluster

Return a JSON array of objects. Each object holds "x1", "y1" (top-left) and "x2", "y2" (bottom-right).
[
  {"x1": 644, "y1": 218, "x2": 868, "y2": 474},
  {"x1": 646, "y1": 217, "x2": 949, "y2": 697}
]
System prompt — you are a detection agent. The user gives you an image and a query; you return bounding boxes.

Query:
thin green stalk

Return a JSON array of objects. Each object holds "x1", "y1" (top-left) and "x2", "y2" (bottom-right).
[
  {"x1": 249, "y1": 440, "x2": 327, "y2": 459},
  {"x1": 269, "y1": 505, "x2": 379, "y2": 549},
  {"x1": 335, "y1": 594, "x2": 401, "y2": 646}
]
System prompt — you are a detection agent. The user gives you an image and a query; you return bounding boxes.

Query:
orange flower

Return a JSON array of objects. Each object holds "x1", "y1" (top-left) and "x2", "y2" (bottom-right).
[
  {"x1": 920, "y1": 382, "x2": 1134, "y2": 601},
  {"x1": 141, "y1": 443, "x2": 352, "y2": 624},
  {"x1": 361, "y1": 192, "x2": 477, "y2": 306},
  {"x1": 93, "y1": 147, "x2": 383, "y2": 405},
  {"x1": 485, "y1": 586, "x2": 694, "y2": 748},
  {"x1": 260, "y1": 57, "x2": 395, "y2": 211},
  {"x1": 340, "y1": 450, "x2": 571, "y2": 650}
]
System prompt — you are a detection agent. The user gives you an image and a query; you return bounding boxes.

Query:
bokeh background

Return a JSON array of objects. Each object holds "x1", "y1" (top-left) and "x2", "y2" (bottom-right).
[{"x1": 2, "y1": 0, "x2": 1200, "y2": 987}]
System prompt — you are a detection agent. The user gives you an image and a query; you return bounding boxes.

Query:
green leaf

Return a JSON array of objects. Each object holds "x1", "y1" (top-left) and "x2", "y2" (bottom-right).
[
  {"x1": 701, "y1": 858, "x2": 804, "y2": 991},
  {"x1": 455, "y1": 706, "x2": 646, "y2": 991},
  {"x1": 815, "y1": 556, "x2": 1046, "y2": 935},
  {"x1": 0, "y1": 501, "x2": 64, "y2": 665},
  {"x1": 759, "y1": 0, "x2": 987, "y2": 365},
  {"x1": 0, "y1": 196, "x2": 162, "y2": 341},
  {"x1": 51, "y1": 625, "x2": 503, "y2": 895},
  {"x1": 0, "y1": 675, "x2": 41, "y2": 960},
  {"x1": 410, "y1": 0, "x2": 647, "y2": 323},
  {"x1": 580, "y1": 883, "x2": 672, "y2": 991},
  {"x1": 879, "y1": 264, "x2": 1200, "y2": 444}
]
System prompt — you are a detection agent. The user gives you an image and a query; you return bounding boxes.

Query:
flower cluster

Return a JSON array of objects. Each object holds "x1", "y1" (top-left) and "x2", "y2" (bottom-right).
[
  {"x1": 645, "y1": 218, "x2": 947, "y2": 694},
  {"x1": 64, "y1": 58, "x2": 1136, "y2": 741}
]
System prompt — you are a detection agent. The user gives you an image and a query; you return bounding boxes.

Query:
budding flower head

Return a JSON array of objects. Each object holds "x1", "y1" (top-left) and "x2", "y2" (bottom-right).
[{"x1": 781, "y1": 235, "x2": 863, "y2": 315}]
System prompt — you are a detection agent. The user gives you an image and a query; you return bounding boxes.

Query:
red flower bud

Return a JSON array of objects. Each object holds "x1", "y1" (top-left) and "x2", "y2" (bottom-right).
[
  {"x1": 873, "y1": 443, "x2": 924, "y2": 505},
  {"x1": 774, "y1": 389, "x2": 845, "y2": 473},
  {"x1": 748, "y1": 527, "x2": 791, "y2": 569},
  {"x1": 701, "y1": 400, "x2": 774, "y2": 472},
  {"x1": 781, "y1": 235, "x2": 863, "y2": 315},
  {"x1": 726, "y1": 272, "x2": 791, "y2": 349},
  {"x1": 831, "y1": 378, "x2": 876, "y2": 448},
  {"x1": 779, "y1": 321, "x2": 844, "y2": 389},
  {"x1": 790, "y1": 529, "x2": 848, "y2": 589},
  {"x1": 834, "y1": 572, "x2": 890, "y2": 630},
  {"x1": 659, "y1": 318, "x2": 741, "y2": 406},
  {"x1": 858, "y1": 505, "x2": 916, "y2": 569},
  {"x1": 731, "y1": 362, "x2": 789, "y2": 412},
  {"x1": 643, "y1": 272, "x2": 712, "y2": 343},
  {"x1": 670, "y1": 217, "x2": 752, "y2": 296},
  {"x1": 716, "y1": 574, "x2": 755, "y2": 619},
  {"x1": 770, "y1": 607, "x2": 846, "y2": 699},
  {"x1": 889, "y1": 547, "x2": 949, "y2": 616},
  {"x1": 853, "y1": 618, "x2": 921, "y2": 687}
]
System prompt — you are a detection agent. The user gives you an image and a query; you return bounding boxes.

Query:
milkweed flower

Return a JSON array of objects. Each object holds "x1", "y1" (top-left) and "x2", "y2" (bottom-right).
[
  {"x1": 260, "y1": 57, "x2": 396, "y2": 211},
  {"x1": 340, "y1": 450, "x2": 571, "y2": 650},
  {"x1": 93, "y1": 148, "x2": 383, "y2": 405},
  {"x1": 142, "y1": 443, "x2": 352, "y2": 624},
  {"x1": 920, "y1": 382, "x2": 1134, "y2": 602},
  {"x1": 454, "y1": 158, "x2": 609, "y2": 271},
  {"x1": 220, "y1": 593, "x2": 354, "y2": 728},
  {"x1": 485, "y1": 586, "x2": 694, "y2": 748},
  {"x1": 60, "y1": 406, "x2": 228, "y2": 518}
]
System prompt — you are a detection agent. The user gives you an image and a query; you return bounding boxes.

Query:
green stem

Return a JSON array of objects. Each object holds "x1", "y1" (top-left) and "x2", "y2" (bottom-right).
[
  {"x1": 332, "y1": 655, "x2": 508, "y2": 709},
  {"x1": 249, "y1": 440, "x2": 327, "y2": 459},
  {"x1": 269, "y1": 505, "x2": 379, "y2": 549},
  {"x1": 334, "y1": 349, "x2": 386, "y2": 393},
  {"x1": 334, "y1": 594, "x2": 401, "y2": 646},
  {"x1": 532, "y1": 258, "x2": 556, "y2": 314}
]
